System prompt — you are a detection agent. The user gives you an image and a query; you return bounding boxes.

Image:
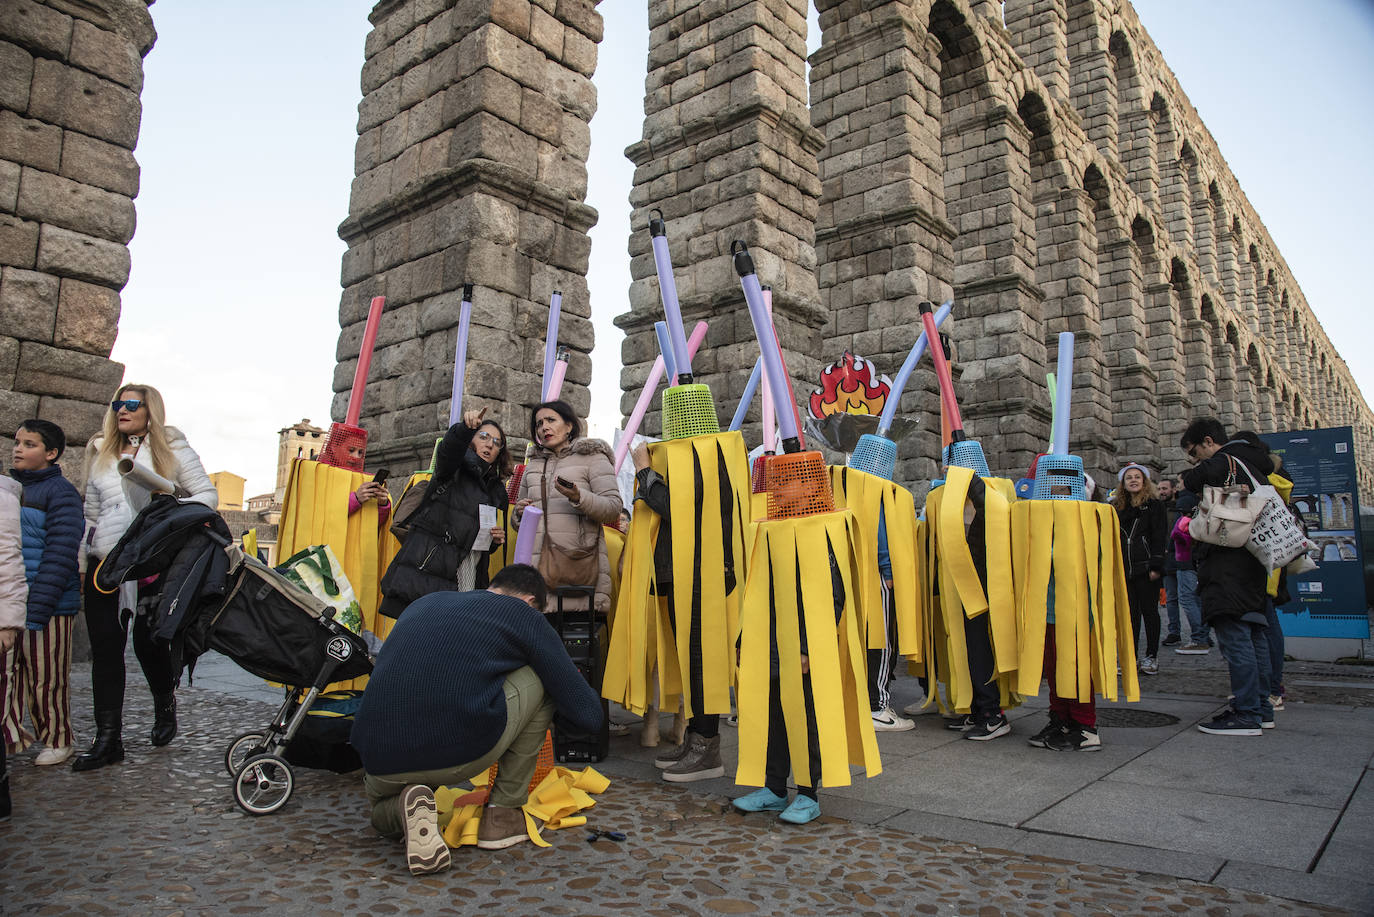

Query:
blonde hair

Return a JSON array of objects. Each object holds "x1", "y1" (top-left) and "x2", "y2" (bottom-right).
[
  {"x1": 1110, "y1": 467, "x2": 1158, "y2": 511},
  {"x1": 92, "y1": 383, "x2": 176, "y2": 478}
]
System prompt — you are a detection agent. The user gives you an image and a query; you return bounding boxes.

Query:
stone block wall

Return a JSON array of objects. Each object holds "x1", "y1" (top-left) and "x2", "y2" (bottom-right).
[
  {"x1": 0, "y1": 0, "x2": 154, "y2": 486},
  {"x1": 616, "y1": 0, "x2": 825, "y2": 447},
  {"x1": 334, "y1": 0, "x2": 602, "y2": 473}
]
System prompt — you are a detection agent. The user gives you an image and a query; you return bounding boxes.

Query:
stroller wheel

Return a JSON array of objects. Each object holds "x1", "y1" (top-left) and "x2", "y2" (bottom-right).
[
  {"x1": 225, "y1": 732, "x2": 268, "y2": 776},
  {"x1": 233, "y1": 754, "x2": 294, "y2": 815}
]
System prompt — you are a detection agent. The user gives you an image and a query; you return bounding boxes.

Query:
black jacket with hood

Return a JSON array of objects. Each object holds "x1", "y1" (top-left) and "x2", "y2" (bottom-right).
[
  {"x1": 379, "y1": 423, "x2": 508, "y2": 618},
  {"x1": 1180, "y1": 439, "x2": 1275, "y2": 623}
]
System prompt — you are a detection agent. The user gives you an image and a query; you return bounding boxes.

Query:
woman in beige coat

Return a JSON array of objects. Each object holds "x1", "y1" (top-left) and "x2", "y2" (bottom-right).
[{"x1": 514, "y1": 400, "x2": 622, "y2": 613}]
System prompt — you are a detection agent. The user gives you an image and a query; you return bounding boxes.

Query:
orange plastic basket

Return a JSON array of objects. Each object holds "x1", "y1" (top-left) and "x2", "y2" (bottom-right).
[
  {"x1": 765, "y1": 451, "x2": 834, "y2": 519},
  {"x1": 486, "y1": 730, "x2": 556, "y2": 792}
]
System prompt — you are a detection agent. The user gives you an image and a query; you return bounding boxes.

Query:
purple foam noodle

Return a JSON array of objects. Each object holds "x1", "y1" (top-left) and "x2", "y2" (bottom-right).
[
  {"x1": 649, "y1": 211, "x2": 691, "y2": 379},
  {"x1": 513, "y1": 505, "x2": 542, "y2": 565},
  {"x1": 1052, "y1": 331, "x2": 1075, "y2": 456},
  {"x1": 542, "y1": 290, "x2": 562, "y2": 400},
  {"x1": 761, "y1": 287, "x2": 775, "y2": 451},
  {"x1": 654, "y1": 321, "x2": 678, "y2": 383},
  {"x1": 449, "y1": 282, "x2": 474, "y2": 426},
  {"x1": 732, "y1": 243, "x2": 800, "y2": 450}
]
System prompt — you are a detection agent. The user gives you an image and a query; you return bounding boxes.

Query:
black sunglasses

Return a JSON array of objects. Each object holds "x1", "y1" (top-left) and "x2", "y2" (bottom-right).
[{"x1": 111, "y1": 399, "x2": 144, "y2": 413}]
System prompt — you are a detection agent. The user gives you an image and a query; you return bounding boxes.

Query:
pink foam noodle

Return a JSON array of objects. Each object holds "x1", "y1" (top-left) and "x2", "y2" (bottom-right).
[
  {"x1": 547, "y1": 348, "x2": 570, "y2": 402},
  {"x1": 346, "y1": 295, "x2": 386, "y2": 426},
  {"x1": 513, "y1": 505, "x2": 542, "y2": 565},
  {"x1": 613, "y1": 320, "x2": 709, "y2": 473},
  {"x1": 761, "y1": 287, "x2": 775, "y2": 452},
  {"x1": 449, "y1": 283, "x2": 474, "y2": 427},
  {"x1": 542, "y1": 290, "x2": 562, "y2": 400}
]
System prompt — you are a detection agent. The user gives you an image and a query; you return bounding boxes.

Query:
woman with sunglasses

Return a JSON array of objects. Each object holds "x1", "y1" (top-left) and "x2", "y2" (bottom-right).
[
  {"x1": 379, "y1": 406, "x2": 511, "y2": 618},
  {"x1": 73, "y1": 384, "x2": 217, "y2": 772},
  {"x1": 513, "y1": 400, "x2": 622, "y2": 614}
]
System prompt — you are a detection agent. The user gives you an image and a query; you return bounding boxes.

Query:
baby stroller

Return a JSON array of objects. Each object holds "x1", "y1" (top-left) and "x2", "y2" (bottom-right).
[
  {"x1": 191, "y1": 546, "x2": 373, "y2": 815},
  {"x1": 97, "y1": 497, "x2": 374, "y2": 815}
]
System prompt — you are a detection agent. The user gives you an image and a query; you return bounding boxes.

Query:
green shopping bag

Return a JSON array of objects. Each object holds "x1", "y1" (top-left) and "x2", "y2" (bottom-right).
[{"x1": 276, "y1": 544, "x2": 364, "y2": 635}]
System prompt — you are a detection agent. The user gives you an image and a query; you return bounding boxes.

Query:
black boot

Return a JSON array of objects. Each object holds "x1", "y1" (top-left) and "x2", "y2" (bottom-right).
[
  {"x1": 72, "y1": 710, "x2": 124, "y2": 772},
  {"x1": 150, "y1": 692, "x2": 177, "y2": 747}
]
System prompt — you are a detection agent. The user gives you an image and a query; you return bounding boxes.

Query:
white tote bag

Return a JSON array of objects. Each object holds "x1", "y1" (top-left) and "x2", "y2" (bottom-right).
[
  {"x1": 1191, "y1": 454, "x2": 1261, "y2": 548},
  {"x1": 1231, "y1": 459, "x2": 1315, "y2": 573}
]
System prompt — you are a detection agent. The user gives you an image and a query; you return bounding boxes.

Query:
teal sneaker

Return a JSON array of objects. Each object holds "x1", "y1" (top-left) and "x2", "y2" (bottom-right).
[
  {"x1": 778, "y1": 795, "x2": 821, "y2": 825},
  {"x1": 732, "y1": 787, "x2": 788, "y2": 813}
]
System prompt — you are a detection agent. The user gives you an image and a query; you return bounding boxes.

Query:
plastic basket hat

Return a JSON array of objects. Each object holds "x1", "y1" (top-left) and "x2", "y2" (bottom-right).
[
  {"x1": 765, "y1": 451, "x2": 834, "y2": 519},
  {"x1": 849, "y1": 433, "x2": 896, "y2": 481},
  {"x1": 662, "y1": 383, "x2": 719, "y2": 440},
  {"x1": 1031, "y1": 454, "x2": 1088, "y2": 501},
  {"x1": 319, "y1": 423, "x2": 367, "y2": 472},
  {"x1": 751, "y1": 454, "x2": 770, "y2": 494},
  {"x1": 942, "y1": 439, "x2": 991, "y2": 477}
]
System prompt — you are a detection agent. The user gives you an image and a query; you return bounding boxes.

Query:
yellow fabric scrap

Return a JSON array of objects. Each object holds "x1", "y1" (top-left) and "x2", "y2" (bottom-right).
[
  {"x1": 439, "y1": 765, "x2": 611, "y2": 849},
  {"x1": 736, "y1": 510, "x2": 881, "y2": 790}
]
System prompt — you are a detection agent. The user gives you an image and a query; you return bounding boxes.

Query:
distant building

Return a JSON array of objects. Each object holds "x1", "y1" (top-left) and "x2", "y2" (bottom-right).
[
  {"x1": 209, "y1": 471, "x2": 247, "y2": 512},
  {"x1": 276, "y1": 419, "x2": 327, "y2": 502}
]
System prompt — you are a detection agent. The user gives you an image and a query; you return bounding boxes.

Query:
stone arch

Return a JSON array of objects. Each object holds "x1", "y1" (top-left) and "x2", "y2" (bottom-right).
[
  {"x1": 1148, "y1": 257, "x2": 1192, "y2": 450},
  {"x1": 1154, "y1": 95, "x2": 1187, "y2": 245},
  {"x1": 1110, "y1": 31, "x2": 1142, "y2": 176}
]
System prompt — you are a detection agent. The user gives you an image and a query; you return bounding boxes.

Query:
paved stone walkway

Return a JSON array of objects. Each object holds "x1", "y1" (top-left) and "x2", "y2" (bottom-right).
[{"x1": 1, "y1": 672, "x2": 1354, "y2": 916}]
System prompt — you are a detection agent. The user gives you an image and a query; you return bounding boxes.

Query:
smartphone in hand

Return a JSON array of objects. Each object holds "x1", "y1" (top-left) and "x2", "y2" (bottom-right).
[
  {"x1": 373, "y1": 468, "x2": 391, "y2": 485},
  {"x1": 555, "y1": 476, "x2": 573, "y2": 489}
]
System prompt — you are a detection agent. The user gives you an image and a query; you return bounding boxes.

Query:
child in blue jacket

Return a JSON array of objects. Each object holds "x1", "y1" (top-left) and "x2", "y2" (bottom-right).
[{"x1": 4, "y1": 420, "x2": 83, "y2": 766}]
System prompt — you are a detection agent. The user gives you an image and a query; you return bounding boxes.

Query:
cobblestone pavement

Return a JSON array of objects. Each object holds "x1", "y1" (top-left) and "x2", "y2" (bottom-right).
[{"x1": 1, "y1": 674, "x2": 1350, "y2": 916}]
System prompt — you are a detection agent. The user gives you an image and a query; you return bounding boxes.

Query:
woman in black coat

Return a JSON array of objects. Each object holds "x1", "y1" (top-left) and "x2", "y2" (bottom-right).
[
  {"x1": 1111, "y1": 463, "x2": 1168, "y2": 676},
  {"x1": 379, "y1": 408, "x2": 510, "y2": 618}
]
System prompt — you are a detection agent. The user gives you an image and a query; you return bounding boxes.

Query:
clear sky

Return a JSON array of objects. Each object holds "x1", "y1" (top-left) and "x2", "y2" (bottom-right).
[{"x1": 113, "y1": 1, "x2": 1374, "y2": 497}]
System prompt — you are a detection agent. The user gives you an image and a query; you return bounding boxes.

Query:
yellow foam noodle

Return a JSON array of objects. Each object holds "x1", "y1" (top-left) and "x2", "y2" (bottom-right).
[{"x1": 440, "y1": 764, "x2": 609, "y2": 849}]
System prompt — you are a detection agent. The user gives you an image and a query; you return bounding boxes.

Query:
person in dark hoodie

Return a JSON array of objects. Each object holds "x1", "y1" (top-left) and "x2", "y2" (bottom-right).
[
  {"x1": 379, "y1": 406, "x2": 510, "y2": 617},
  {"x1": 3, "y1": 420, "x2": 83, "y2": 766},
  {"x1": 353, "y1": 564, "x2": 603, "y2": 874},
  {"x1": 1179, "y1": 418, "x2": 1275, "y2": 736}
]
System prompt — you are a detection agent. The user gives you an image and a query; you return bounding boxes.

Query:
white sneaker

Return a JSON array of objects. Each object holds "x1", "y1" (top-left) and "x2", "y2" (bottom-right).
[
  {"x1": 1139, "y1": 655, "x2": 1159, "y2": 675},
  {"x1": 901, "y1": 699, "x2": 930, "y2": 716},
  {"x1": 35, "y1": 745, "x2": 73, "y2": 766},
  {"x1": 871, "y1": 707, "x2": 915, "y2": 732}
]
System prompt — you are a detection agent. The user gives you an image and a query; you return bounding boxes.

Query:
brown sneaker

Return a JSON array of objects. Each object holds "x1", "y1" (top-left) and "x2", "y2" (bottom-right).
[
  {"x1": 654, "y1": 740, "x2": 690, "y2": 769},
  {"x1": 402, "y1": 785, "x2": 451, "y2": 875},
  {"x1": 476, "y1": 804, "x2": 529, "y2": 850},
  {"x1": 662, "y1": 733, "x2": 725, "y2": 783}
]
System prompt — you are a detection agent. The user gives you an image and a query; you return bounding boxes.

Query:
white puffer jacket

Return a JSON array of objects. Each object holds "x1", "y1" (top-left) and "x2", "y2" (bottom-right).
[
  {"x1": 84, "y1": 427, "x2": 218, "y2": 560},
  {"x1": 0, "y1": 476, "x2": 28, "y2": 630}
]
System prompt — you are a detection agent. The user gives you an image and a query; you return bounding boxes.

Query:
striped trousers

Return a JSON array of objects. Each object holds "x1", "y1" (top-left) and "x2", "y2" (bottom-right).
[{"x1": 2, "y1": 615, "x2": 75, "y2": 753}]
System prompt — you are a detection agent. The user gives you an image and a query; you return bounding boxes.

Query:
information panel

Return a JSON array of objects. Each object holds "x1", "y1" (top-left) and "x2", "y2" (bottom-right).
[{"x1": 1270, "y1": 426, "x2": 1369, "y2": 639}]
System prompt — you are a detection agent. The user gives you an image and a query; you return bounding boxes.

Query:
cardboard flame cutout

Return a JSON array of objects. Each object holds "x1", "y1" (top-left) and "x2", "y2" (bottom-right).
[{"x1": 809, "y1": 352, "x2": 892, "y2": 419}]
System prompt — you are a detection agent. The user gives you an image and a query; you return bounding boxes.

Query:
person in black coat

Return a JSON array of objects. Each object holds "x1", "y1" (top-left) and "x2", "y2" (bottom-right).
[
  {"x1": 1111, "y1": 463, "x2": 1168, "y2": 675},
  {"x1": 380, "y1": 408, "x2": 510, "y2": 618},
  {"x1": 1179, "y1": 418, "x2": 1275, "y2": 736}
]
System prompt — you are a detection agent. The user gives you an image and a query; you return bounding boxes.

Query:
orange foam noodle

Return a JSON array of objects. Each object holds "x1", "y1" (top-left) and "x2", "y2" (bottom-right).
[{"x1": 765, "y1": 451, "x2": 834, "y2": 519}]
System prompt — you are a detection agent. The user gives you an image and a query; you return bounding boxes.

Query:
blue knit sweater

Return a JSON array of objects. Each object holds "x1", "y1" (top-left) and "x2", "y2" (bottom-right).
[
  {"x1": 11, "y1": 465, "x2": 83, "y2": 629},
  {"x1": 350, "y1": 589, "x2": 604, "y2": 774}
]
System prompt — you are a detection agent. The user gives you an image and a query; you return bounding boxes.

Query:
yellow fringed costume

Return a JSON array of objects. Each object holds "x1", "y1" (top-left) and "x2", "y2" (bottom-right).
[
  {"x1": 920, "y1": 466, "x2": 1021, "y2": 714},
  {"x1": 601, "y1": 432, "x2": 751, "y2": 719},
  {"x1": 1011, "y1": 500, "x2": 1139, "y2": 702},
  {"x1": 277, "y1": 458, "x2": 383, "y2": 689},
  {"x1": 736, "y1": 509, "x2": 881, "y2": 788},
  {"x1": 828, "y1": 465, "x2": 924, "y2": 660}
]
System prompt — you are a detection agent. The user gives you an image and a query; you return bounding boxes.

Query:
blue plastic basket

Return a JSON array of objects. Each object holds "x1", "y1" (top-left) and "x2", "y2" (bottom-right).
[
  {"x1": 849, "y1": 434, "x2": 896, "y2": 480},
  {"x1": 943, "y1": 439, "x2": 991, "y2": 477},
  {"x1": 1031, "y1": 453, "x2": 1087, "y2": 501}
]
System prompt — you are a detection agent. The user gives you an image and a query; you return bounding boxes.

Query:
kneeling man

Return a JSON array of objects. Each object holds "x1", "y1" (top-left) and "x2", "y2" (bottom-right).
[{"x1": 352, "y1": 564, "x2": 603, "y2": 873}]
